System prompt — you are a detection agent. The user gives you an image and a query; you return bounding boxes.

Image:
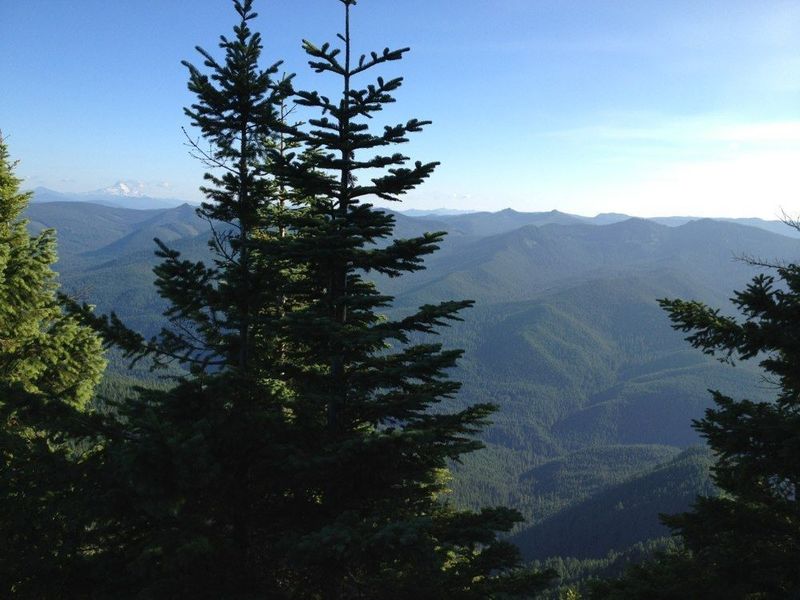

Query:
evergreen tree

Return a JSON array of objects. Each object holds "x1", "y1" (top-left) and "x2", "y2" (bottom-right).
[
  {"x1": 0, "y1": 135, "x2": 106, "y2": 596},
  {"x1": 62, "y1": 1, "x2": 305, "y2": 596},
  {"x1": 67, "y1": 1, "x2": 553, "y2": 596},
  {"x1": 592, "y1": 253, "x2": 800, "y2": 599},
  {"x1": 0, "y1": 137, "x2": 104, "y2": 408},
  {"x1": 270, "y1": 1, "x2": 552, "y2": 597}
]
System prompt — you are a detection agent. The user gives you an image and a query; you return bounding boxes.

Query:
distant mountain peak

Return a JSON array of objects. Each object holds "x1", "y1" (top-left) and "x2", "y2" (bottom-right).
[
  {"x1": 400, "y1": 207, "x2": 477, "y2": 217},
  {"x1": 94, "y1": 180, "x2": 147, "y2": 198},
  {"x1": 594, "y1": 212, "x2": 629, "y2": 219}
]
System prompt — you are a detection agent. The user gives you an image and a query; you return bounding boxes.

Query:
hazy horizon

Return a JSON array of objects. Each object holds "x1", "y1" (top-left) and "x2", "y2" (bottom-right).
[
  {"x1": 3, "y1": 0, "x2": 799, "y2": 220},
  {"x1": 28, "y1": 182, "x2": 800, "y2": 224}
]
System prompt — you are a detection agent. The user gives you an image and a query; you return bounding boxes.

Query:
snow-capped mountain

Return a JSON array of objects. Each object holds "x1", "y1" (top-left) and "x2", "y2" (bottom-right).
[
  {"x1": 30, "y1": 184, "x2": 190, "y2": 210},
  {"x1": 95, "y1": 180, "x2": 148, "y2": 198}
]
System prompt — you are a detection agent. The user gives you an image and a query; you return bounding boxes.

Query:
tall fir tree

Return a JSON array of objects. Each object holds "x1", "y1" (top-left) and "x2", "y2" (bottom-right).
[
  {"x1": 0, "y1": 135, "x2": 107, "y2": 596},
  {"x1": 271, "y1": 1, "x2": 553, "y2": 597},
  {"x1": 65, "y1": 2, "x2": 303, "y2": 596},
  {"x1": 592, "y1": 255, "x2": 800, "y2": 599},
  {"x1": 67, "y1": 1, "x2": 553, "y2": 596}
]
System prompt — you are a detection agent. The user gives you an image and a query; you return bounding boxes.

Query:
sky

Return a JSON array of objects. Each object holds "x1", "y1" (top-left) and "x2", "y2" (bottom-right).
[{"x1": 1, "y1": 0, "x2": 800, "y2": 219}]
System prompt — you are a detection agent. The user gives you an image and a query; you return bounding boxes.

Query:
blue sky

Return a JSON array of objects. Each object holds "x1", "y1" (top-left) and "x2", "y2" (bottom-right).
[{"x1": 2, "y1": 0, "x2": 799, "y2": 218}]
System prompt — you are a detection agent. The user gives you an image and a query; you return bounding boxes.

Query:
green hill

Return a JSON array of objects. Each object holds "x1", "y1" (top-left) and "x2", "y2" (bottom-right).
[
  {"x1": 25, "y1": 201, "x2": 795, "y2": 562},
  {"x1": 511, "y1": 447, "x2": 715, "y2": 560}
]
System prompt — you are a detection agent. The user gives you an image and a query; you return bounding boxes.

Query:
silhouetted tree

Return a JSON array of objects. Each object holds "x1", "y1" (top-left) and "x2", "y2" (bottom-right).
[
  {"x1": 65, "y1": 2, "x2": 300, "y2": 596},
  {"x1": 68, "y1": 0, "x2": 553, "y2": 596},
  {"x1": 270, "y1": 1, "x2": 552, "y2": 597}
]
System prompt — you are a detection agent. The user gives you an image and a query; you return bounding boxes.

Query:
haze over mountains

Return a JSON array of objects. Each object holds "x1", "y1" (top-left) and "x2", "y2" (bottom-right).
[
  {"x1": 28, "y1": 186, "x2": 800, "y2": 238},
  {"x1": 30, "y1": 182, "x2": 189, "y2": 211},
  {"x1": 25, "y1": 198, "x2": 800, "y2": 563}
]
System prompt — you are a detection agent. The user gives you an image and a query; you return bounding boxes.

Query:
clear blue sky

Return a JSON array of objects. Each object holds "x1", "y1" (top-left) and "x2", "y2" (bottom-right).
[{"x1": 2, "y1": 0, "x2": 799, "y2": 218}]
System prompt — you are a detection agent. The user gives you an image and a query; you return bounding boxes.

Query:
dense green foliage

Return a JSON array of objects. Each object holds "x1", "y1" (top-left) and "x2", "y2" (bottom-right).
[
  {"x1": 0, "y1": 137, "x2": 106, "y2": 595},
  {"x1": 0, "y1": 140, "x2": 105, "y2": 406}
]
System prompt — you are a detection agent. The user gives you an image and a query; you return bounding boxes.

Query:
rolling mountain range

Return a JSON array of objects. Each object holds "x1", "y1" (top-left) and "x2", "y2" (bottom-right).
[{"x1": 24, "y1": 199, "x2": 800, "y2": 562}]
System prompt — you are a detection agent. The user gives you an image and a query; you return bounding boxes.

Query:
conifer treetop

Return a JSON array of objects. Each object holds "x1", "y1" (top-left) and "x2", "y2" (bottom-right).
[{"x1": 0, "y1": 134, "x2": 32, "y2": 224}]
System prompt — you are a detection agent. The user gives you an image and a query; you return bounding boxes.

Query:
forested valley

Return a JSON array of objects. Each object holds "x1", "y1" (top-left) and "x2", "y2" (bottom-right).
[{"x1": 3, "y1": 1, "x2": 800, "y2": 598}]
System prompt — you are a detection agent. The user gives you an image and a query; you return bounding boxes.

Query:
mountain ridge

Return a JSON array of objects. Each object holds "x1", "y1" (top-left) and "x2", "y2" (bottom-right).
[{"x1": 22, "y1": 199, "x2": 793, "y2": 562}]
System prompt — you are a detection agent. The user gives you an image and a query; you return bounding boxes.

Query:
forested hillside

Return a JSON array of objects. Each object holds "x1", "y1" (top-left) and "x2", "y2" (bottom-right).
[{"x1": 25, "y1": 198, "x2": 798, "y2": 564}]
